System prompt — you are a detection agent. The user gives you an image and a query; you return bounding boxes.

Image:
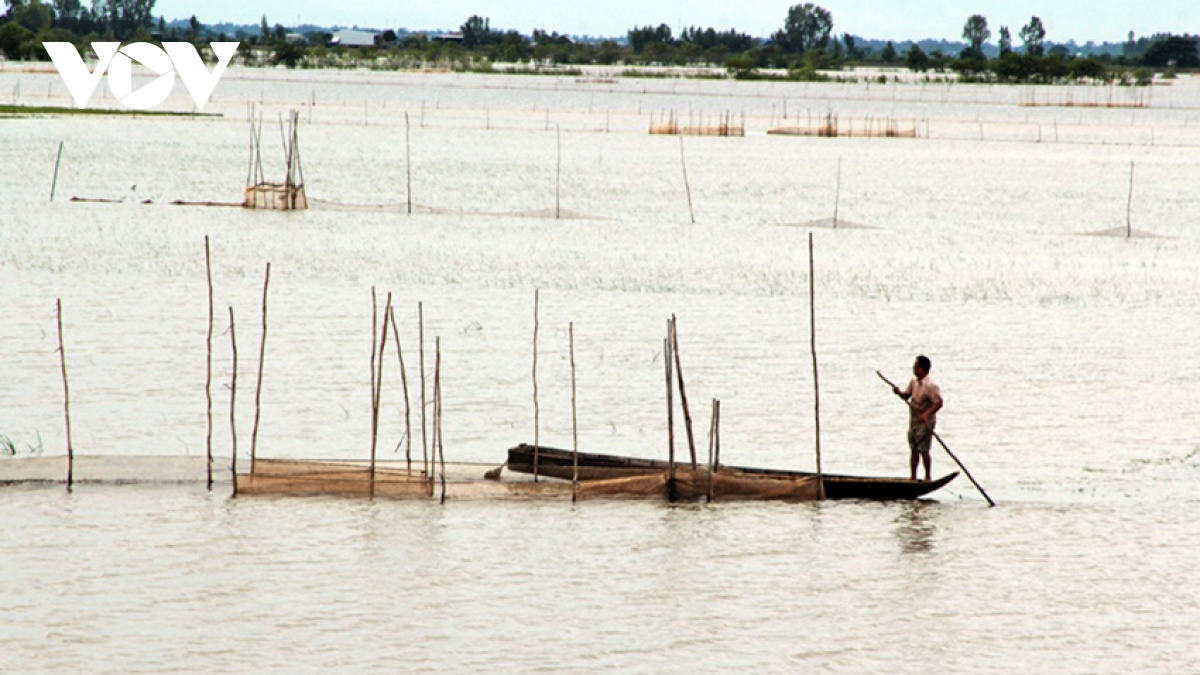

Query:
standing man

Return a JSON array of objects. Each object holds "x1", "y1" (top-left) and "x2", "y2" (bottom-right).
[{"x1": 892, "y1": 355, "x2": 943, "y2": 482}]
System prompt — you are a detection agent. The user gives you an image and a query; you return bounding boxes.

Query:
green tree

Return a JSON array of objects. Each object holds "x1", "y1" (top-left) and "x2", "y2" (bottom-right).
[
  {"x1": 998, "y1": 26, "x2": 1012, "y2": 56},
  {"x1": 11, "y1": 0, "x2": 52, "y2": 32},
  {"x1": 774, "y1": 3, "x2": 833, "y2": 54},
  {"x1": 0, "y1": 20, "x2": 33, "y2": 59},
  {"x1": 1068, "y1": 57, "x2": 1107, "y2": 81},
  {"x1": 880, "y1": 41, "x2": 897, "y2": 63},
  {"x1": 461, "y1": 15, "x2": 498, "y2": 49},
  {"x1": 186, "y1": 14, "x2": 201, "y2": 41},
  {"x1": 1019, "y1": 16, "x2": 1046, "y2": 56},
  {"x1": 961, "y1": 14, "x2": 990, "y2": 59},
  {"x1": 1142, "y1": 36, "x2": 1200, "y2": 68},
  {"x1": 260, "y1": 14, "x2": 269, "y2": 40},
  {"x1": 905, "y1": 43, "x2": 929, "y2": 71},
  {"x1": 272, "y1": 39, "x2": 304, "y2": 68}
]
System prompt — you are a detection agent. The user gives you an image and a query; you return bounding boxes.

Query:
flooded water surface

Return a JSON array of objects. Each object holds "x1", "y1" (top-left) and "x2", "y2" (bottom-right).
[{"x1": 2, "y1": 66, "x2": 1199, "y2": 673}]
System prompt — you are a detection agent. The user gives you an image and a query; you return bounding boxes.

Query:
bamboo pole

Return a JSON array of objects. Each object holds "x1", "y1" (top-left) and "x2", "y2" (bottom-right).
[
  {"x1": 249, "y1": 262, "x2": 270, "y2": 474},
  {"x1": 570, "y1": 322, "x2": 578, "y2": 503},
  {"x1": 679, "y1": 136, "x2": 695, "y2": 224},
  {"x1": 419, "y1": 301, "x2": 428, "y2": 479},
  {"x1": 714, "y1": 398, "x2": 721, "y2": 470},
  {"x1": 664, "y1": 334, "x2": 676, "y2": 483},
  {"x1": 55, "y1": 299, "x2": 74, "y2": 490},
  {"x1": 808, "y1": 233, "x2": 825, "y2": 500},
  {"x1": 706, "y1": 398, "x2": 716, "y2": 503},
  {"x1": 436, "y1": 336, "x2": 446, "y2": 504},
  {"x1": 371, "y1": 294, "x2": 392, "y2": 494},
  {"x1": 50, "y1": 141, "x2": 63, "y2": 202},
  {"x1": 1126, "y1": 160, "x2": 1135, "y2": 239},
  {"x1": 876, "y1": 371, "x2": 995, "y2": 506},
  {"x1": 670, "y1": 316, "x2": 698, "y2": 470},
  {"x1": 204, "y1": 236, "x2": 214, "y2": 490},
  {"x1": 228, "y1": 306, "x2": 239, "y2": 498},
  {"x1": 389, "y1": 309, "x2": 413, "y2": 471},
  {"x1": 405, "y1": 112, "x2": 413, "y2": 215},
  {"x1": 532, "y1": 289, "x2": 540, "y2": 481}
]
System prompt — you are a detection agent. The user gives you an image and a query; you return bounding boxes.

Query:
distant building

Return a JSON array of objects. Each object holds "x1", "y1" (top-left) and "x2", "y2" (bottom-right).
[
  {"x1": 431, "y1": 32, "x2": 464, "y2": 43},
  {"x1": 331, "y1": 29, "x2": 381, "y2": 48},
  {"x1": 285, "y1": 33, "x2": 305, "y2": 44}
]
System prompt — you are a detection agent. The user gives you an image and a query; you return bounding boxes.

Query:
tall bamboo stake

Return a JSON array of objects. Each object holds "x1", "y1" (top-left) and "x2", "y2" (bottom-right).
[
  {"x1": 389, "y1": 309, "x2": 412, "y2": 470},
  {"x1": 419, "y1": 301, "x2": 428, "y2": 478},
  {"x1": 570, "y1": 322, "x2": 578, "y2": 503},
  {"x1": 670, "y1": 316, "x2": 698, "y2": 470},
  {"x1": 532, "y1": 289, "x2": 541, "y2": 481},
  {"x1": 56, "y1": 299, "x2": 74, "y2": 490},
  {"x1": 371, "y1": 294, "x2": 392, "y2": 494},
  {"x1": 204, "y1": 236, "x2": 214, "y2": 490},
  {"x1": 706, "y1": 398, "x2": 717, "y2": 503},
  {"x1": 713, "y1": 399, "x2": 721, "y2": 470},
  {"x1": 1126, "y1": 160, "x2": 1135, "y2": 239},
  {"x1": 808, "y1": 233, "x2": 825, "y2": 500},
  {"x1": 228, "y1": 306, "x2": 239, "y2": 497},
  {"x1": 50, "y1": 141, "x2": 63, "y2": 202},
  {"x1": 679, "y1": 136, "x2": 695, "y2": 224},
  {"x1": 405, "y1": 112, "x2": 413, "y2": 215},
  {"x1": 664, "y1": 334, "x2": 676, "y2": 483},
  {"x1": 435, "y1": 337, "x2": 446, "y2": 504},
  {"x1": 249, "y1": 262, "x2": 270, "y2": 474},
  {"x1": 371, "y1": 287, "x2": 378, "y2": 430}
]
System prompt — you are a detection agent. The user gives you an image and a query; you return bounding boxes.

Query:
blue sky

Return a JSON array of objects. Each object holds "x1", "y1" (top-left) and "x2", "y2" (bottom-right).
[{"x1": 157, "y1": 0, "x2": 1196, "y2": 43}]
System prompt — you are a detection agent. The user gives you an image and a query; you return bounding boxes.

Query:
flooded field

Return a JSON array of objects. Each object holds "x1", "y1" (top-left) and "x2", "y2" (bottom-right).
[{"x1": 2, "y1": 65, "x2": 1199, "y2": 673}]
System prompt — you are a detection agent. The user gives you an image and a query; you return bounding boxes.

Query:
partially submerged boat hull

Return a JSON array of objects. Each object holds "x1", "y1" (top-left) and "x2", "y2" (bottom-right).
[{"x1": 505, "y1": 444, "x2": 958, "y2": 501}]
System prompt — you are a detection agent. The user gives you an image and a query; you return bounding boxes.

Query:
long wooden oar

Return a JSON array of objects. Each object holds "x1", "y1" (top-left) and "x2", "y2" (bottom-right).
[{"x1": 876, "y1": 370, "x2": 996, "y2": 507}]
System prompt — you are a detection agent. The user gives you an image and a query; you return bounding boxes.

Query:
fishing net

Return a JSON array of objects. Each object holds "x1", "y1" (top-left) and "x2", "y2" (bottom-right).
[
  {"x1": 575, "y1": 469, "x2": 819, "y2": 502},
  {"x1": 238, "y1": 458, "x2": 433, "y2": 498}
]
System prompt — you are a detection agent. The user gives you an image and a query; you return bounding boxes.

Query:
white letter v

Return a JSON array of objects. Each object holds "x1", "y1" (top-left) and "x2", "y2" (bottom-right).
[{"x1": 44, "y1": 42, "x2": 120, "y2": 109}]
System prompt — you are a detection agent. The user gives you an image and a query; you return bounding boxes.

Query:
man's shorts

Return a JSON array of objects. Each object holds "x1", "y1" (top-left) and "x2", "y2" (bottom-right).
[{"x1": 908, "y1": 425, "x2": 934, "y2": 455}]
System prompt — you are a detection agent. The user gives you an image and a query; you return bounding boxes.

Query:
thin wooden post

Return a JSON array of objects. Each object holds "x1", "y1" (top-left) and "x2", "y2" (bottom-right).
[
  {"x1": 228, "y1": 306, "x2": 239, "y2": 498},
  {"x1": 436, "y1": 337, "x2": 446, "y2": 504},
  {"x1": 204, "y1": 236, "x2": 214, "y2": 490},
  {"x1": 532, "y1": 289, "x2": 541, "y2": 481},
  {"x1": 55, "y1": 299, "x2": 74, "y2": 490},
  {"x1": 570, "y1": 322, "x2": 578, "y2": 503},
  {"x1": 371, "y1": 294, "x2": 392, "y2": 494},
  {"x1": 808, "y1": 233, "x2": 825, "y2": 500},
  {"x1": 389, "y1": 310, "x2": 413, "y2": 470},
  {"x1": 713, "y1": 398, "x2": 721, "y2": 470},
  {"x1": 706, "y1": 398, "x2": 716, "y2": 503},
  {"x1": 670, "y1": 316, "x2": 698, "y2": 470},
  {"x1": 664, "y1": 334, "x2": 676, "y2": 482},
  {"x1": 555, "y1": 124, "x2": 562, "y2": 220},
  {"x1": 405, "y1": 112, "x2": 413, "y2": 215},
  {"x1": 679, "y1": 136, "x2": 695, "y2": 224},
  {"x1": 50, "y1": 141, "x2": 64, "y2": 202},
  {"x1": 419, "y1": 301, "x2": 428, "y2": 478},
  {"x1": 249, "y1": 262, "x2": 270, "y2": 474},
  {"x1": 1126, "y1": 160, "x2": 1135, "y2": 239}
]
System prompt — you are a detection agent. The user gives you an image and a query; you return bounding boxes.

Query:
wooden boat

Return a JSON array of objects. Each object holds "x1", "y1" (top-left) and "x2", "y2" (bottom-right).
[{"x1": 504, "y1": 444, "x2": 958, "y2": 501}]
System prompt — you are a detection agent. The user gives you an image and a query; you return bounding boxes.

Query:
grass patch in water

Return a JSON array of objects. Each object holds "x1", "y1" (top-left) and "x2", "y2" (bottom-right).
[{"x1": 0, "y1": 104, "x2": 219, "y2": 118}]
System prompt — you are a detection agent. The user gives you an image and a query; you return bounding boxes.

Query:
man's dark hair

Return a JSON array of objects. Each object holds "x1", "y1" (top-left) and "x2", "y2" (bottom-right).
[{"x1": 916, "y1": 355, "x2": 932, "y2": 372}]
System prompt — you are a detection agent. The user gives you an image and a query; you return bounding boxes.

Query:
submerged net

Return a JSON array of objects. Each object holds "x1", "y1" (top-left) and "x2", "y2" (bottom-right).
[
  {"x1": 575, "y1": 469, "x2": 820, "y2": 502},
  {"x1": 238, "y1": 458, "x2": 433, "y2": 498}
]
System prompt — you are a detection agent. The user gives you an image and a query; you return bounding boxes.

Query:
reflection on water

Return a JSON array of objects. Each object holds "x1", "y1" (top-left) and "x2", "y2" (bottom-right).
[{"x1": 895, "y1": 500, "x2": 936, "y2": 555}]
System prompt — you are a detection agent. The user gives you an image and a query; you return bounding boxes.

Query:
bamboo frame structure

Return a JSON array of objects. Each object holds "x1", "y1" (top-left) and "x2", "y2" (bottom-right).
[
  {"x1": 679, "y1": 137, "x2": 695, "y2": 224},
  {"x1": 419, "y1": 301, "x2": 428, "y2": 478},
  {"x1": 664, "y1": 332, "x2": 676, "y2": 483}
]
